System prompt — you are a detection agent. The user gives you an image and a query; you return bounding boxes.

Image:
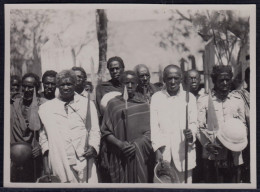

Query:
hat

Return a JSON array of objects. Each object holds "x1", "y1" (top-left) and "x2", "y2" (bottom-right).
[
  {"x1": 217, "y1": 118, "x2": 248, "y2": 152},
  {"x1": 153, "y1": 160, "x2": 179, "y2": 183}
]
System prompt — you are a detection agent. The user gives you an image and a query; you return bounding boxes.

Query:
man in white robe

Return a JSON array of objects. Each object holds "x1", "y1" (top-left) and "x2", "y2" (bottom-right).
[
  {"x1": 39, "y1": 70, "x2": 100, "y2": 183},
  {"x1": 151, "y1": 65, "x2": 197, "y2": 183}
]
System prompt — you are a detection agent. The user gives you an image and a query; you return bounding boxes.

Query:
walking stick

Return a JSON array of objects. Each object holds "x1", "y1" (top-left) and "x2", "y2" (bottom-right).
[
  {"x1": 123, "y1": 85, "x2": 129, "y2": 181},
  {"x1": 30, "y1": 87, "x2": 41, "y2": 182},
  {"x1": 84, "y1": 91, "x2": 92, "y2": 183},
  {"x1": 184, "y1": 88, "x2": 189, "y2": 183},
  {"x1": 33, "y1": 130, "x2": 37, "y2": 181},
  {"x1": 206, "y1": 71, "x2": 220, "y2": 182}
]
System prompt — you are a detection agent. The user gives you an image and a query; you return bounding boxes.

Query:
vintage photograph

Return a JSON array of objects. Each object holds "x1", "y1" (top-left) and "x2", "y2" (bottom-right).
[{"x1": 4, "y1": 4, "x2": 256, "y2": 188}]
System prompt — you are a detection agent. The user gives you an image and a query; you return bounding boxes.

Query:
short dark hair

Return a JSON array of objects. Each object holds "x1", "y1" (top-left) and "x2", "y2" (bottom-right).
[
  {"x1": 11, "y1": 75, "x2": 21, "y2": 85},
  {"x1": 211, "y1": 65, "x2": 233, "y2": 84},
  {"x1": 119, "y1": 70, "x2": 138, "y2": 83},
  {"x1": 107, "y1": 56, "x2": 125, "y2": 69},
  {"x1": 42, "y1": 70, "x2": 57, "y2": 82},
  {"x1": 71, "y1": 66, "x2": 87, "y2": 79},
  {"x1": 163, "y1": 64, "x2": 182, "y2": 81},
  {"x1": 22, "y1": 73, "x2": 41, "y2": 93}
]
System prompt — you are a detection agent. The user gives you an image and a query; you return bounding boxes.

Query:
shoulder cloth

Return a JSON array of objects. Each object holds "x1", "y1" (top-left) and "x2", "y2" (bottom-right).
[{"x1": 230, "y1": 90, "x2": 243, "y2": 99}]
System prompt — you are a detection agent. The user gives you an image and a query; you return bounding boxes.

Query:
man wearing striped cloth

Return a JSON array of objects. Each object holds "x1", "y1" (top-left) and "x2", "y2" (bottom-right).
[{"x1": 100, "y1": 71, "x2": 154, "y2": 183}]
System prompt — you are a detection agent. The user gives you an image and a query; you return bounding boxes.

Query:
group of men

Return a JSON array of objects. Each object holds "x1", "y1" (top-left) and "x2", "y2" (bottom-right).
[{"x1": 10, "y1": 56, "x2": 250, "y2": 184}]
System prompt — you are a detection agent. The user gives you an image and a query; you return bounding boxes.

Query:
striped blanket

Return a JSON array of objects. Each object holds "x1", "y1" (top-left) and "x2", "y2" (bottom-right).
[{"x1": 101, "y1": 95, "x2": 154, "y2": 183}]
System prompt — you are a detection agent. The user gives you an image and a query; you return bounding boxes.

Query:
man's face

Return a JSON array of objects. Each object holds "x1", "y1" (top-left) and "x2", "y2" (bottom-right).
[
  {"x1": 58, "y1": 77, "x2": 75, "y2": 100},
  {"x1": 187, "y1": 71, "x2": 200, "y2": 92},
  {"x1": 137, "y1": 67, "x2": 150, "y2": 87},
  {"x1": 85, "y1": 84, "x2": 92, "y2": 93},
  {"x1": 122, "y1": 74, "x2": 138, "y2": 97},
  {"x1": 164, "y1": 67, "x2": 182, "y2": 96},
  {"x1": 74, "y1": 70, "x2": 85, "y2": 88},
  {"x1": 215, "y1": 72, "x2": 232, "y2": 93},
  {"x1": 245, "y1": 75, "x2": 250, "y2": 90},
  {"x1": 22, "y1": 77, "x2": 36, "y2": 100},
  {"x1": 108, "y1": 61, "x2": 124, "y2": 81},
  {"x1": 43, "y1": 76, "x2": 56, "y2": 98},
  {"x1": 11, "y1": 79, "x2": 20, "y2": 94}
]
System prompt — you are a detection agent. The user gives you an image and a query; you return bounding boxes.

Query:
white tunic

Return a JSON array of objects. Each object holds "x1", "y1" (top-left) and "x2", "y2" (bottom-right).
[{"x1": 150, "y1": 85, "x2": 198, "y2": 172}]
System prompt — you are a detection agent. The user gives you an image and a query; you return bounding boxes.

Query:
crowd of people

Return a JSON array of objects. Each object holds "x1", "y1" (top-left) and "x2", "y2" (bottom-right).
[{"x1": 10, "y1": 56, "x2": 250, "y2": 184}]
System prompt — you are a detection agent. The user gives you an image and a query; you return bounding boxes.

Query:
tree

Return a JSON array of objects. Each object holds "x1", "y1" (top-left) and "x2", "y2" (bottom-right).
[
  {"x1": 10, "y1": 9, "x2": 53, "y2": 77},
  {"x1": 155, "y1": 10, "x2": 249, "y2": 70},
  {"x1": 10, "y1": 9, "x2": 96, "y2": 77}
]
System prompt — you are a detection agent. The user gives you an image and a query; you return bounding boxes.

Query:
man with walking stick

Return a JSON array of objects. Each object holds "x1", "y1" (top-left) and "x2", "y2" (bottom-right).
[
  {"x1": 150, "y1": 65, "x2": 197, "y2": 183},
  {"x1": 39, "y1": 70, "x2": 100, "y2": 183},
  {"x1": 197, "y1": 65, "x2": 247, "y2": 183},
  {"x1": 100, "y1": 71, "x2": 154, "y2": 183}
]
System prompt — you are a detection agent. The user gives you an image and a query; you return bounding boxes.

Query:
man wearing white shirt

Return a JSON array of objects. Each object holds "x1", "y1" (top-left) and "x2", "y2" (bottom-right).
[{"x1": 150, "y1": 65, "x2": 197, "y2": 183}]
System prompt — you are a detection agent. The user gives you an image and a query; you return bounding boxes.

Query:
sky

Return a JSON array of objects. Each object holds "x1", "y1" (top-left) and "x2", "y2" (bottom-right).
[{"x1": 107, "y1": 9, "x2": 172, "y2": 22}]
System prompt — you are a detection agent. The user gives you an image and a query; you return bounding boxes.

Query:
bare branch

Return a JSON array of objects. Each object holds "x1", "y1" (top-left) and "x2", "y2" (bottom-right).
[
  {"x1": 176, "y1": 10, "x2": 192, "y2": 23},
  {"x1": 75, "y1": 37, "x2": 95, "y2": 56}
]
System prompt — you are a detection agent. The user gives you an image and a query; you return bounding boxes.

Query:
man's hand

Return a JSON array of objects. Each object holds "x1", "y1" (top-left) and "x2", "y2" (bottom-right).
[
  {"x1": 205, "y1": 142, "x2": 222, "y2": 155},
  {"x1": 183, "y1": 129, "x2": 193, "y2": 143},
  {"x1": 83, "y1": 146, "x2": 97, "y2": 159},
  {"x1": 32, "y1": 143, "x2": 42, "y2": 158},
  {"x1": 155, "y1": 149, "x2": 163, "y2": 163},
  {"x1": 119, "y1": 141, "x2": 136, "y2": 160},
  {"x1": 122, "y1": 143, "x2": 135, "y2": 159}
]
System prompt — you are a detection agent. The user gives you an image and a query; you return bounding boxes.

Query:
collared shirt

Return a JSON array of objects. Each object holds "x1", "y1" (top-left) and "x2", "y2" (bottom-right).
[
  {"x1": 197, "y1": 90, "x2": 246, "y2": 165},
  {"x1": 39, "y1": 93, "x2": 100, "y2": 165},
  {"x1": 150, "y1": 85, "x2": 197, "y2": 172}
]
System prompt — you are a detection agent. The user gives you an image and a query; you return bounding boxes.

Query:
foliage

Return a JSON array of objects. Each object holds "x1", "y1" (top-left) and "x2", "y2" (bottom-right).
[
  {"x1": 155, "y1": 10, "x2": 249, "y2": 66},
  {"x1": 10, "y1": 9, "x2": 96, "y2": 77},
  {"x1": 10, "y1": 9, "x2": 53, "y2": 76}
]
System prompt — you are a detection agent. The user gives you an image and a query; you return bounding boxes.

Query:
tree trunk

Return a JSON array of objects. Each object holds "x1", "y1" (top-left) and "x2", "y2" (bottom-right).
[
  {"x1": 32, "y1": 31, "x2": 42, "y2": 78},
  {"x1": 96, "y1": 9, "x2": 108, "y2": 83}
]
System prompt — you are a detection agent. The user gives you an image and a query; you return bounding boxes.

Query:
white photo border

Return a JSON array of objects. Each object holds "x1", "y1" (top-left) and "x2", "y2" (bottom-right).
[{"x1": 4, "y1": 3, "x2": 257, "y2": 189}]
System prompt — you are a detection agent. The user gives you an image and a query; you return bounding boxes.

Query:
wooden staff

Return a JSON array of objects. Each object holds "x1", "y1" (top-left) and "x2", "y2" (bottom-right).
[
  {"x1": 123, "y1": 85, "x2": 129, "y2": 181},
  {"x1": 205, "y1": 61, "x2": 220, "y2": 182},
  {"x1": 30, "y1": 87, "x2": 40, "y2": 182},
  {"x1": 184, "y1": 87, "x2": 189, "y2": 183},
  {"x1": 84, "y1": 91, "x2": 92, "y2": 183}
]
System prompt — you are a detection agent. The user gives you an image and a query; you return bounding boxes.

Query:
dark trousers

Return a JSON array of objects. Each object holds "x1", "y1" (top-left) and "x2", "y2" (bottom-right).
[
  {"x1": 241, "y1": 137, "x2": 250, "y2": 183},
  {"x1": 192, "y1": 140, "x2": 204, "y2": 183},
  {"x1": 203, "y1": 159, "x2": 241, "y2": 183}
]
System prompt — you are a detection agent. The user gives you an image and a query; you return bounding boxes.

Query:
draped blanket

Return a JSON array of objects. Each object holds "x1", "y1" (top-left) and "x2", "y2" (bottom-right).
[
  {"x1": 96, "y1": 80, "x2": 123, "y2": 117},
  {"x1": 11, "y1": 98, "x2": 42, "y2": 144},
  {"x1": 101, "y1": 96, "x2": 154, "y2": 183}
]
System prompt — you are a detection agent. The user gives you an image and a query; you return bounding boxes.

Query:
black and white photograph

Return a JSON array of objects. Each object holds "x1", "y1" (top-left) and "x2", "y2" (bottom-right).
[{"x1": 4, "y1": 4, "x2": 256, "y2": 188}]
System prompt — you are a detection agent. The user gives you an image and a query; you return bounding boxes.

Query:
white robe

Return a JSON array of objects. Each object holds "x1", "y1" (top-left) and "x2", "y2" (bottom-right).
[{"x1": 39, "y1": 93, "x2": 100, "y2": 183}]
